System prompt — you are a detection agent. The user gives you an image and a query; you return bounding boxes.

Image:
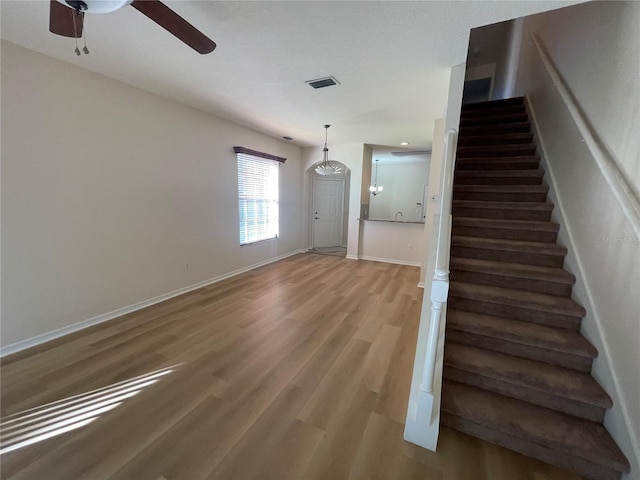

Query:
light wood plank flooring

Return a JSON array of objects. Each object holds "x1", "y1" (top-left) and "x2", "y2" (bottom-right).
[{"x1": 1, "y1": 253, "x2": 583, "y2": 479}]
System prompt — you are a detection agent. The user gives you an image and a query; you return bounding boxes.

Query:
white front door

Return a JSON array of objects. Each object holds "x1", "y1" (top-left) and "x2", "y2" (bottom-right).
[{"x1": 313, "y1": 177, "x2": 344, "y2": 248}]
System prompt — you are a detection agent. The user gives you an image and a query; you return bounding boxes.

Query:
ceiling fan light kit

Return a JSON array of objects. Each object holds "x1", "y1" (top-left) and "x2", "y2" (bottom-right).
[
  {"x1": 49, "y1": 0, "x2": 216, "y2": 54},
  {"x1": 57, "y1": 0, "x2": 132, "y2": 14},
  {"x1": 315, "y1": 125, "x2": 342, "y2": 176}
]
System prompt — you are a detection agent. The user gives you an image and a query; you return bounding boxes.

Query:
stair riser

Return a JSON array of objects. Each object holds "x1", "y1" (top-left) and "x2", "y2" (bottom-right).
[
  {"x1": 454, "y1": 176, "x2": 543, "y2": 185},
  {"x1": 460, "y1": 114, "x2": 529, "y2": 127},
  {"x1": 463, "y1": 98, "x2": 525, "y2": 110},
  {"x1": 451, "y1": 207, "x2": 552, "y2": 222},
  {"x1": 461, "y1": 105, "x2": 526, "y2": 118},
  {"x1": 460, "y1": 123, "x2": 531, "y2": 136},
  {"x1": 451, "y1": 225, "x2": 558, "y2": 243},
  {"x1": 450, "y1": 270, "x2": 573, "y2": 296},
  {"x1": 456, "y1": 161, "x2": 541, "y2": 171},
  {"x1": 445, "y1": 329, "x2": 593, "y2": 372},
  {"x1": 458, "y1": 135, "x2": 533, "y2": 147},
  {"x1": 448, "y1": 296, "x2": 581, "y2": 330},
  {"x1": 450, "y1": 246, "x2": 565, "y2": 267},
  {"x1": 453, "y1": 191, "x2": 548, "y2": 202},
  {"x1": 457, "y1": 146, "x2": 537, "y2": 158},
  {"x1": 440, "y1": 413, "x2": 621, "y2": 480},
  {"x1": 443, "y1": 366, "x2": 605, "y2": 422}
]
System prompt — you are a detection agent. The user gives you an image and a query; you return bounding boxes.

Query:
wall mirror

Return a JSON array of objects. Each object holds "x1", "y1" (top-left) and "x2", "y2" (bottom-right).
[{"x1": 367, "y1": 147, "x2": 430, "y2": 223}]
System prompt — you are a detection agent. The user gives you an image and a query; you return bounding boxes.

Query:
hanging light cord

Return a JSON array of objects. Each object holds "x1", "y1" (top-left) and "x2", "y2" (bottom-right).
[
  {"x1": 72, "y1": 10, "x2": 80, "y2": 55},
  {"x1": 315, "y1": 124, "x2": 342, "y2": 175},
  {"x1": 323, "y1": 125, "x2": 330, "y2": 166},
  {"x1": 72, "y1": 10, "x2": 89, "y2": 55},
  {"x1": 82, "y1": 12, "x2": 89, "y2": 54}
]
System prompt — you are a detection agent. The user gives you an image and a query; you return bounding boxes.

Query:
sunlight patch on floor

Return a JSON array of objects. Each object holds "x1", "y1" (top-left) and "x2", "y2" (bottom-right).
[{"x1": 0, "y1": 364, "x2": 181, "y2": 455}]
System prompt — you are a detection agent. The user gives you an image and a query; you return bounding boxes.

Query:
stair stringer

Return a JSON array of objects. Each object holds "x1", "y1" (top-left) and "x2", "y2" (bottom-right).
[{"x1": 526, "y1": 95, "x2": 640, "y2": 478}]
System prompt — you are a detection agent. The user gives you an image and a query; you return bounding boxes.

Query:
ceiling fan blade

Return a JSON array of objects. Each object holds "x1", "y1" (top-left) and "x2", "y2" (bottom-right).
[
  {"x1": 130, "y1": 0, "x2": 216, "y2": 54},
  {"x1": 391, "y1": 150, "x2": 431, "y2": 157},
  {"x1": 49, "y1": 0, "x2": 83, "y2": 38}
]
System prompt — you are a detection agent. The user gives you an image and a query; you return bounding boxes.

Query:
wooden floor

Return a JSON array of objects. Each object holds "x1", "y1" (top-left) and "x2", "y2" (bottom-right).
[{"x1": 0, "y1": 253, "x2": 583, "y2": 480}]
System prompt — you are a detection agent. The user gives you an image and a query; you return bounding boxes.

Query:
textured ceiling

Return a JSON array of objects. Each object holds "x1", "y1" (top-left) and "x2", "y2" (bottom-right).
[{"x1": 1, "y1": 1, "x2": 579, "y2": 148}]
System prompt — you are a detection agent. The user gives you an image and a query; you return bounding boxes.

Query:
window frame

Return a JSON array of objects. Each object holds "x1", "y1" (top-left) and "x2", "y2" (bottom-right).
[{"x1": 234, "y1": 147, "x2": 286, "y2": 246}]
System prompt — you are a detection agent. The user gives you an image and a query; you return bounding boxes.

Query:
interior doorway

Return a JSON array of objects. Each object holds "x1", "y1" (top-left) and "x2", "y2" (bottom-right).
[{"x1": 312, "y1": 176, "x2": 345, "y2": 248}]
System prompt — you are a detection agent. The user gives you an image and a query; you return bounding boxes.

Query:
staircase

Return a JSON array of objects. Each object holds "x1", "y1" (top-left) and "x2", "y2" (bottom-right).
[{"x1": 441, "y1": 97, "x2": 630, "y2": 480}]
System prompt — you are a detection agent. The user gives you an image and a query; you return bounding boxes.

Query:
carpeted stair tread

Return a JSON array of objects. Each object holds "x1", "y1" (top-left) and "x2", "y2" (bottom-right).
[
  {"x1": 449, "y1": 257, "x2": 573, "y2": 295},
  {"x1": 455, "y1": 168, "x2": 544, "y2": 180},
  {"x1": 462, "y1": 105, "x2": 526, "y2": 118},
  {"x1": 458, "y1": 132, "x2": 534, "y2": 146},
  {"x1": 452, "y1": 200, "x2": 554, "y2": 221},
  {"x1": 457, "y1": 144, "x2": 537, "y2": 158},
  {"x1": 453, "y1": 200, "x2": 554, "y2": 211},
  {"x1": 449, "y1": 281, "x2": 586, "y2": 318},
  {"x1": 446, "y1": 309, "x2": 597, "y2": 360},
  {"x1": 441, "y1": 381, "x2": 630, "y2": 475},
  {"x1": 453, "y1": 185, "x2": 548, "y2": 195},
  {"x1": 460, "y1": 122, "x2": 531, "y2": 136},
  {"x1": 452, "y1": 217, "x2": 559, "y2": 243},
  {"x1": 451, "y1": 235, "x2": 567, "y2": 256},
  {"x1": 444, "y1": 343, "x2": 610, "y2": 408},
  {"x1": 461, "y1": 112, "x2": 529, "y2": 126},
  {"x1": 456, "y1": 156, "x2": 540, "y2": 171},
  {"x1": 453, "y1": 187, "x2": 548, "y2": 202},
  {"x1": 462, "y1": 97, "x2": 525, "y2": 110},
  {"x1": 450, "y1": 257, "x2": 575, "y2": 285},
  {"x1": 452, "y1": 217, "x2": 560, "y2": 234}
]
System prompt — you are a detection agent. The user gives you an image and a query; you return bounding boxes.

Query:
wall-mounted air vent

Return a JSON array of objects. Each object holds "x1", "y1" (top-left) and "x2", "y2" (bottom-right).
[{"x1": 306, "y1": 76, "x2": 340, "y2": 89}]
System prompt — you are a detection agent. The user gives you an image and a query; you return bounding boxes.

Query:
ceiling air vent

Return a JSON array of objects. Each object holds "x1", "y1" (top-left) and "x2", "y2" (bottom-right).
[{"x1": 306, "y1": 76, "x2": 340, "y2": 89}]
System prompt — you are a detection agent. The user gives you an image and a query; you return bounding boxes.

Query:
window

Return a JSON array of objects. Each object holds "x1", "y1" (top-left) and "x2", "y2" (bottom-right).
[{"x1": 234, "y1": 147, "x2": 285, "y2": 245}]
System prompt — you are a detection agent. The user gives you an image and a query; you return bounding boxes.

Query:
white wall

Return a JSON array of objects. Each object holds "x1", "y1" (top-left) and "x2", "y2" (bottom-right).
[
  {"x1": 514, "y1": 2, "x2": 640, "y2": 476},
  {"x1": 419, "y1": 119, "x2": 446, "y2": 285},
  {"x1": 369, "y1": 160, "x2": 430, "y2": 223},
  {"x1": 1, "y1": 41, "x2": 305, "y2": 350},
  {"x1": 359, "y1": 222, "x2": 425, "y2": 266}
]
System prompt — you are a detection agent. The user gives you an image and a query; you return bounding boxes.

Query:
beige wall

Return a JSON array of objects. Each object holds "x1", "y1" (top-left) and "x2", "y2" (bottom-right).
[
  {"x1": 514, "y1": 2, "x2": 640, "y2": 476},
  {"x1": 1, "y1": 41, "x2": 305, "y2": 350}
]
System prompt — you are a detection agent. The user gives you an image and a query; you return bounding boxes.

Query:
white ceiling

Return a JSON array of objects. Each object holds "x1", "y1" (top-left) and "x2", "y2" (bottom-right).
[{"x1": 1, "y1": 0, "x2": 578, "y2": 148}]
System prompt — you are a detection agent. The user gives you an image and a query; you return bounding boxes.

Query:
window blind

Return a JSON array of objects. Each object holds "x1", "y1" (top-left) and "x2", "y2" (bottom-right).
[{"x1": 236, "y1": 152, "x2": 279, "y2": 245}]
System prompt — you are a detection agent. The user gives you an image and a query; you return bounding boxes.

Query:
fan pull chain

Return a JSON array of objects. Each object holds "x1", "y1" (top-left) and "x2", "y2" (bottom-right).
[
  {"x1": 82, "y1": 13, "x2": 89, "y2": 55},
  {"x1": 72, "y1": 10, "x2": 81, "y2": 55}
]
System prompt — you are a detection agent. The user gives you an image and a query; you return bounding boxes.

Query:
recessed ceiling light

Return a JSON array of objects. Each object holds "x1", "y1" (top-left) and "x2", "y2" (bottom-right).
[{"x1": 400, "y1": 142, "x2": 409, "y2": 146}]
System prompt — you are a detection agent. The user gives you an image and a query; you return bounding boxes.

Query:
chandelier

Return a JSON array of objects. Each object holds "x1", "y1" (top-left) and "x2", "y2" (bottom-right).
[
  {"x1": 370, "y1": 159, "x2": 383, "y2": 195},
  {"x1": 315, "y1": 125, "x2": 342, "y2": 175}
]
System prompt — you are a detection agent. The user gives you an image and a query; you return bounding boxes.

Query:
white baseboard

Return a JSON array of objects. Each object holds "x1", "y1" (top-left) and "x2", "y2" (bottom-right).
[
  {"x1": 345, "y1": 254, "x2": 359, "y2": 260},
  {"x1": 0, "y1": 249, "x2": 306, "y2": 357},
  {"x1": 358, "y1": 255, "x2": 421, "y2": 267}
]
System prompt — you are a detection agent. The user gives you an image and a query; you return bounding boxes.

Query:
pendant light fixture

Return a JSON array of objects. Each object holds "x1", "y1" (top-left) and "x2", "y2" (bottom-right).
[
  {"x1": 370, "y1": 159, "x2": 383, "y2": 196},
  {"x1": 315, "y1": 125, "x2": 342, "y2": 175}
]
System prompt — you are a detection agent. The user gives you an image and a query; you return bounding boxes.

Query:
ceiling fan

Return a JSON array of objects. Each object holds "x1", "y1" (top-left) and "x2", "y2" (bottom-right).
[
  {"x1": 49, "y1": 0, "x2": 216, "y2": 54},
  {"x1": 391, "y1": 150, "x2": 431, "y2": 157}
]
